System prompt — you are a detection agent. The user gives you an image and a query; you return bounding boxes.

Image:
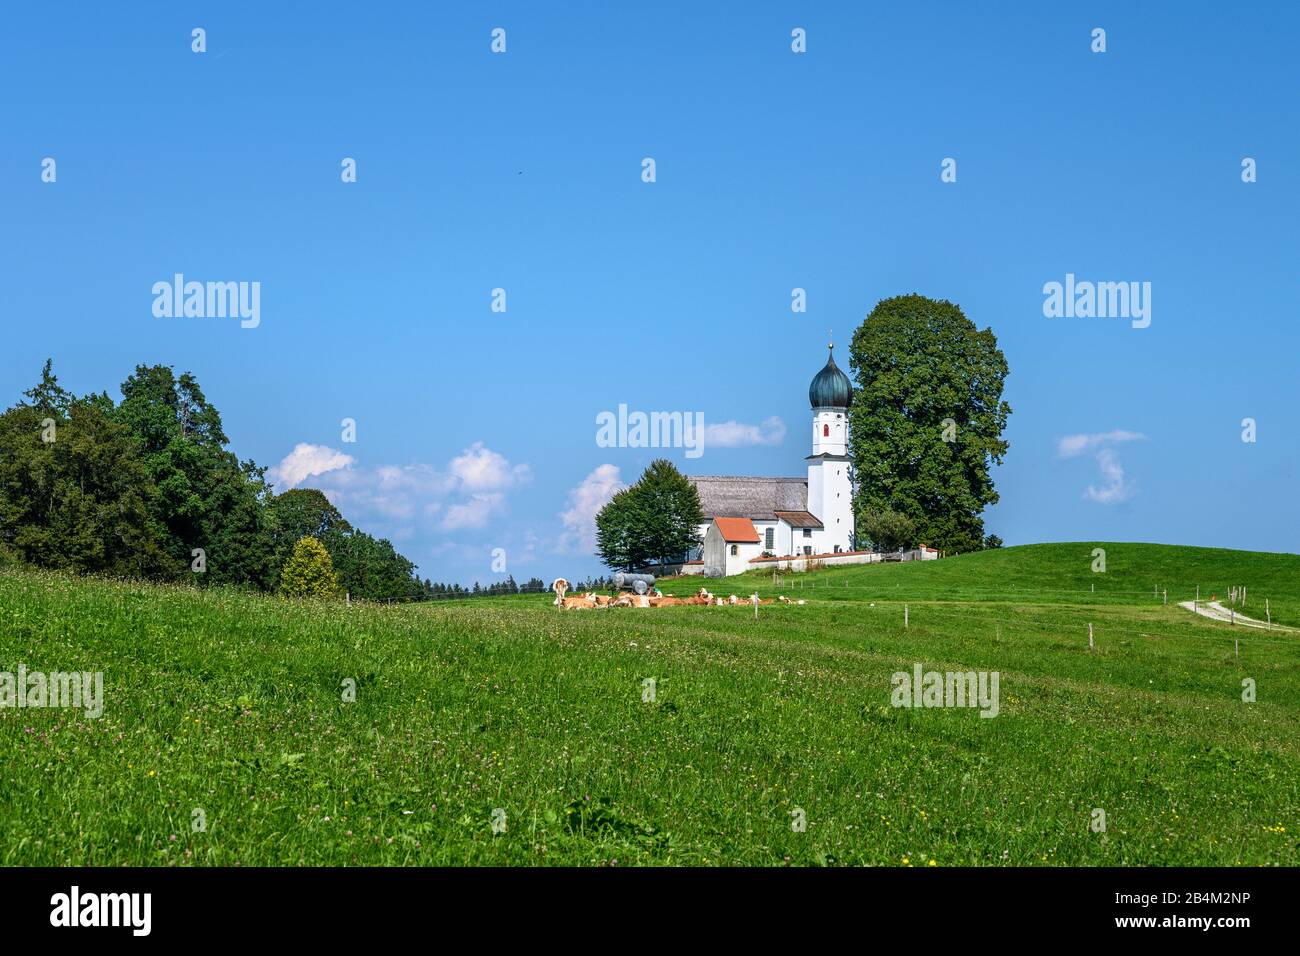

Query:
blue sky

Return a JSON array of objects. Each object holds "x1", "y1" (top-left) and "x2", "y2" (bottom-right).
[{"x1": 3, "y1": 2, "x2": 1297, "y2": 584}]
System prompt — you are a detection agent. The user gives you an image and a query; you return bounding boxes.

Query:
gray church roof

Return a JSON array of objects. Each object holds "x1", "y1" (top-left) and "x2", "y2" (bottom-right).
[{"x1": 688, "y1": 475, "x2": 808, "y2": 520}]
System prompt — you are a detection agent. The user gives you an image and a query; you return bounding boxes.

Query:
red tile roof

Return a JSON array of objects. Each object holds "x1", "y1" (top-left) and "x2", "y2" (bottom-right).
[{"x1": 714, "y1": 517, "x2": 761, "y2": 543}]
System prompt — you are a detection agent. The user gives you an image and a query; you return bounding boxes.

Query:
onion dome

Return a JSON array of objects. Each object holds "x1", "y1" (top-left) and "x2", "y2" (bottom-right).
[{"x1": 808, "y1": 343, "x2": 853, "y2": 408}]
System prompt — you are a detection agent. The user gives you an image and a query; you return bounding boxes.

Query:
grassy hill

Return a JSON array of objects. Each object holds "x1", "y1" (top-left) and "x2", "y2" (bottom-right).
[
  {"x1": 1, "y1": 542, "x2": 1297, "y2": 866},
  {"x1": 668, "y1": 542, "x2": 1300, "y2": 625}
]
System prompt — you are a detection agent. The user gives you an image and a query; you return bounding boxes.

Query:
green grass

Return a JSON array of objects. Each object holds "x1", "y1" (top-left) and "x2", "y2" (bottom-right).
[
  {"x1": 1, "y1": 542, "x2": 1297, "y2": 866},
  {"x1": 671, "y1": 542, "x2": 1300, "y2": 627}
]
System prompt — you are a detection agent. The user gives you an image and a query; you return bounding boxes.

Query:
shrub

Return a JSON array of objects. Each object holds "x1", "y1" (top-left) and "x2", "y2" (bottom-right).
[
  {"x1": 862, "y1": 509, "x2": 917, "y2": 552},
  {"x1": 278, "y1": 536, "x2": 341, "y2": 598}
]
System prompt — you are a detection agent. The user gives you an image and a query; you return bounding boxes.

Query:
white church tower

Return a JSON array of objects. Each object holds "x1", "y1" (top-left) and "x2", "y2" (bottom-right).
[{"x1": 806, "y1": 341, "x2": 855, "y2": 552}]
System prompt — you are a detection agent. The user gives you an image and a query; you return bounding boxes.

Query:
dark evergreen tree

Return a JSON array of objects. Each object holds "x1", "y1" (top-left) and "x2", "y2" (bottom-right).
[{"x1": 113, "y1": 365, "x2": 275, "y2": 586}]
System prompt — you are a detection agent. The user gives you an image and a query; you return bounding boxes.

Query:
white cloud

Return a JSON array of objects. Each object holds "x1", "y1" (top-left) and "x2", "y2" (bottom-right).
[
  {"x1": 1055, "y1": 430, "x2": 1145, "y2": 506},
  {"x1": 442, "y1": 493, "x2": 507, "y2": 531},
  {"x1": 1084, "y1": 448, "x2": 1136, "y2": 504},
  {"x1": 316, "y1": 462, "x2": 453, "y2": 522},
  {"x1": 703, "y1": 416, "x2": 787, "y2": 448},
  {"x1": 1056, "y1": 429, "x2": 1145, "y2": 459},
  {"x1": 449, "y1": 441, "x2": 531, "y2": 491},
  {"x1": 558, "y1": 464, "x2": 625, "y2": 553},
  {"x1": 269, "y1": 443, "x2": 355, "y2": 490},
  {"x1": 269, "y1": 441, "x2": 528, "y2": 533}
]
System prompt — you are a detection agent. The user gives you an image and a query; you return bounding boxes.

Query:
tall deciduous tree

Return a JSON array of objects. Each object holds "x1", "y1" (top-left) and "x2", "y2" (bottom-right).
[
  {"x1": 595, "y1": 459, "x2": 705, "y2": 570},
  {"x1": 847, "y1": 295, "x2": 1011, "y2": 554},
  {"x1": 268, "y1": 488, "x2": 350, "y2": 567}
]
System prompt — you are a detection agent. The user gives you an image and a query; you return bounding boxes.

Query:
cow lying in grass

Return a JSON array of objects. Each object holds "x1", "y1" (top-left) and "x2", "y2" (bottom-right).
[{"x1": 552, "y1": 584, "x2": 801, "y2": 610}]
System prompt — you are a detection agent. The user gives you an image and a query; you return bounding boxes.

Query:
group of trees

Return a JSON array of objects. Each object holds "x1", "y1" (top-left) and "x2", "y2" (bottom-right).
[
  {"x1": 591, "y1": 295, "x2": 1010, "y2": 567},
  {"x1": 266, "y1": 488, "x2": 426, "y2": 600},
  {"x1": 420, "y1": 575, "x2": 551, "y2": 600},
  {"x1": 0, "y1": 361, "x2": 433, "y2": 600}
]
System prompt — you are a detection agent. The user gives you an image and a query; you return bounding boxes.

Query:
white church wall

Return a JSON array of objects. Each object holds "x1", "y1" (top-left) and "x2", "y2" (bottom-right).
[
  {"x1": 811, "y1": 408, "x2": 848, "y2": 456},
  {"x1": 724, "y1": 540, "x2": 763, "y2": 576},
  {"x1": 750, "y1": 550, "x2": 883, "y2": 573},
  {"x1": 807, "y1": 466, "x2": 824, "y2": 526},
  {"x1": 749, "y1": 547, "x2": 941, "y2": 574},
  {"x1": 824, "y1": 463, "x2": 854, "y2": 548},
  {"x1": 807, "y1": 460, "x2": 854, "y2": 552},
  {"x1": 789, "y1": 523, "x2": 818, "y2": 555}
]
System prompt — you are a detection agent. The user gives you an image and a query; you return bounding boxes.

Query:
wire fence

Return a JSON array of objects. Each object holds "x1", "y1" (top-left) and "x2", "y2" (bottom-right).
[{"x1": 765, "y1": 577, "x2": 1279, "y2": 601}]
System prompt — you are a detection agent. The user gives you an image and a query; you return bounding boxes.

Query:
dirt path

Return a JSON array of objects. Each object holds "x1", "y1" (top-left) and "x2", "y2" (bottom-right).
[{"x1": 1178, "y1": 600, "x2": 1286, "y2": 630}]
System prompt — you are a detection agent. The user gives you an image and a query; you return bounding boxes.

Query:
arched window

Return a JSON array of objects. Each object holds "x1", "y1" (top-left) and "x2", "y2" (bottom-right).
[{"x1": 823, "y1": 424, "x2": 829, "y2": 437}]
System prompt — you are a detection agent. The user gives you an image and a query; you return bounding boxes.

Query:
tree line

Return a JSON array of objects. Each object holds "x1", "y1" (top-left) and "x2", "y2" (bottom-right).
[{"x1": 0, "y1": 361, "x2": 541, "y2": 602}]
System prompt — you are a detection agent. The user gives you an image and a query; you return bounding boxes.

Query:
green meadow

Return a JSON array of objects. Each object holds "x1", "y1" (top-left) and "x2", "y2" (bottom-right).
[{"x1": 1, "y1": 542, "x2": 1296, "y2": 866}]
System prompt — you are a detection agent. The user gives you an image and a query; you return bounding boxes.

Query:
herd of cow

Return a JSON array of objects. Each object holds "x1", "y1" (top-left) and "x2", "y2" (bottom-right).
[{"x1": 550, "y1": 577, "x2": 807, "y2": 610}]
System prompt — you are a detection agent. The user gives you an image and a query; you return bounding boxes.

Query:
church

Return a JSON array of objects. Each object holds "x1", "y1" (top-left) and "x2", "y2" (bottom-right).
[{"x1": 686, "y1": 343, "x2": 857, "y2": 576}]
